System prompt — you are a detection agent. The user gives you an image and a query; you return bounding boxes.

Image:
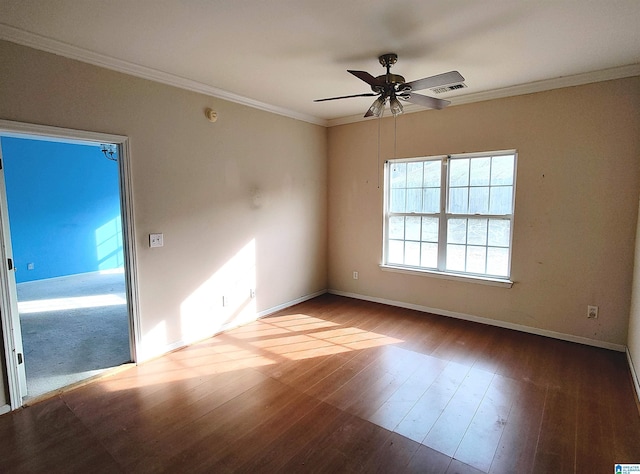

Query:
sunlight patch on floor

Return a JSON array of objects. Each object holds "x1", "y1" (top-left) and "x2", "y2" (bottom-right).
[{"x1": 105, "y1": 312, "x2": 403, "y2": 390}]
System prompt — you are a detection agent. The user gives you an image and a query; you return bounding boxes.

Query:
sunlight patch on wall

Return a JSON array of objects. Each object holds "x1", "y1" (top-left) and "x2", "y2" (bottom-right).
[
  {"x1": 95, "y1": 216, "x2": 123, "y2": 270},
  {"x1": 138, "y1": 320, "x2": 168, "y2": 362},
  {"x1": 180, "y1": 239, "x2": 257, "y2": 346}
]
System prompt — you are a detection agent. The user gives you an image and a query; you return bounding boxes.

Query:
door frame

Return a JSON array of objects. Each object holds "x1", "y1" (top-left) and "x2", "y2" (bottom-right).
[{"x1": 0, "y1": 119, "x2": 141, "y2": 409}]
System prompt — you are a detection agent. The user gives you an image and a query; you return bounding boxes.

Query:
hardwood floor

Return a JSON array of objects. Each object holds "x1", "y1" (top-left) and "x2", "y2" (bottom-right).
[{"x1": 1, "y1": 293, "x2": 639, "y2": 473}]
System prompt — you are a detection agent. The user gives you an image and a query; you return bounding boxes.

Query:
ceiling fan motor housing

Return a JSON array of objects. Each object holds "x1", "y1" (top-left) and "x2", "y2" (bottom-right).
[
  {"x1": 314, "y1": 52, "x2": 462, "y2": 116},
  {"x1": 375, "y1": 53, "x2": 407, "y2": 93}
]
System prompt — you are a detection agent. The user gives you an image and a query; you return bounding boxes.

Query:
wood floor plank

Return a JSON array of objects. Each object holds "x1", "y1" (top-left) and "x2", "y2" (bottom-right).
[
  {"x1": 237, "y1": 400, "x2": 345, "y2": 472},
  {"x1": 1, "y1": 294, "x2": 639, "y2": 474},
  {"x1": 422, "y1": 367, "x2": 495, "y2": 456},
  {"x1": 394, "y1": 361, "x2": 472, "y2": 444},
  {"x1": 453, "y1": 374, "x2": 519, "y2": 472},
  {"x1": 488, "y1": 380, "x2": 546, "y2": 474},
  {"x1": 531, "y1": 386, "x2": 578, "y2": 473},
  {"x1": 212, "y1": 389, "x2": 322, "y2": 471},
  {"x1": 0, "y1": 397, "x2": 121, "y2": 473},
  {"x1": 405, "y1": 444, "x2": 453, "y2": 473},
  {"x1": 302, "y1": 345, "x2": 385, "y2": 401},
  {"x1": 323, "y1": 345, "x2": 425, "y2": 418},
  {"x1": 359, "y1": 431, "x2": 422, "y2": 472},
  {"x1": 279, "y1": 410, "x2": 392, "y2": 473},
  {"x1": 368, "y1": 354, "x2": 449, "y2": 431}
]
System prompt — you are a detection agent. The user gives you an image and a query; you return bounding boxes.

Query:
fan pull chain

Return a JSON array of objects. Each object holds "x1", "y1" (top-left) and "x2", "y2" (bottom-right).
[
  {"x1": 394, "y1": 113, "x2": 397, "y2": 160},
  {"x1": 377, "y1": 113, "x2": 381, "y2": 189}
]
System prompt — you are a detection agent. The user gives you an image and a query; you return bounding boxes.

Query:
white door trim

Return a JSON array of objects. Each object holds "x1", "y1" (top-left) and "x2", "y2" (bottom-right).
[{"x1": 0, "y1": 119, "x2": 141, "y2": 408}]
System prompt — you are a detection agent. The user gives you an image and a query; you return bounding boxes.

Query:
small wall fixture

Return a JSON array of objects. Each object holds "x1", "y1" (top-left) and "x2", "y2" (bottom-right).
[{"x1": 205, "y1": 108, "x2": 218, "y2": 122}]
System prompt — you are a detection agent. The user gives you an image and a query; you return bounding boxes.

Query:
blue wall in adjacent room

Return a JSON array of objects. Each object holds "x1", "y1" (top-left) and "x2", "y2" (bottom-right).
[{"x1": 0, "y1": 137, "x2": 123, "y2": 283}]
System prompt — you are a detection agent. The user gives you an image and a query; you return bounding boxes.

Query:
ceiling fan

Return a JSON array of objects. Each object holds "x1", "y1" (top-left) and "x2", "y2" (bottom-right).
[{"x1": 315, "y1": 53, "x2": 465, "y2": 117}]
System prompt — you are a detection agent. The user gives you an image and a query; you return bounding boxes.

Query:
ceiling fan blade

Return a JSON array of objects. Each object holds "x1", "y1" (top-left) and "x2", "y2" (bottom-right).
[
  {"x1": 404, "y1": 71, "x2": 465, "y2": 92},
  {"x1": 348, "y1": 70, "x2": 386, "y2": 87},
  {"x1": 403, "y1": 92, "x2": 451, "y2": 110},
  {"x1": 314, "y1": 92, "x2": 378, "y2": 102}
]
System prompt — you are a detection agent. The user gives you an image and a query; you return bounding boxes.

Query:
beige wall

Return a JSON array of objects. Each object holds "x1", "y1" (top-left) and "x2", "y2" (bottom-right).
[
  {"x1": 328, "y1": 77, "x2": 640, "y2": 347},
  {"x1": 0, "y1": 40, "x2": 327, "y2": 369},
  {"x1": 1, "y1": 37, "x2": 639, "y2": 409}
]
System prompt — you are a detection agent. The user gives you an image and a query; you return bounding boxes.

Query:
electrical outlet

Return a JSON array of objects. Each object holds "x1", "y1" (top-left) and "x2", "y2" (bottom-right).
[
  {"x1": 149, "y1": 233, "x2": 164, "y2": 248},
  {"x1": 27, "y1": 263, "x2": 34, "y2": 270},
  {"x1": 353, "y1": 271, "x2": 359, "y2": 280},
  {"x1": 250, "y1": 289, "x2": 256, "y2": 299},
  {"x1": 587, "y1": 305, "x2": 598, "y2": 319}
]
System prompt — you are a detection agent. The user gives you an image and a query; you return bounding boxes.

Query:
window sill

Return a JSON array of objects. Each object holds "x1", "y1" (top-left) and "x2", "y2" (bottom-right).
[{"x1": 379, "y1": 264, "x2": 514, "y2": 288}]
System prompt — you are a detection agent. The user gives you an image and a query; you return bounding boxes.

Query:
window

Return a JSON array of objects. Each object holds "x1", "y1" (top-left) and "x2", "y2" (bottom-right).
[{"x1": 383, "y1": 151, "x2": 516, "y2": 281}]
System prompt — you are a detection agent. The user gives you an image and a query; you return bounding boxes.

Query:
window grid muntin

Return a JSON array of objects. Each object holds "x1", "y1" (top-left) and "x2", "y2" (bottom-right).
[{"x1": 385, "y1": 151, "x2": 515, "y2": 279}]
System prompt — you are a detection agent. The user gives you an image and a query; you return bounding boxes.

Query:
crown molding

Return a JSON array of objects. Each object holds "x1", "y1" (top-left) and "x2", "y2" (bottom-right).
[
  {"x1": 2, "y1": 23, "x2": 638, "y2": 129},
  {"x1": 327, "y1": 63, "x2": 640, "y2": 127},
  {"x1": 0, "y1": 24, "x2": 328, "y2": 127}
]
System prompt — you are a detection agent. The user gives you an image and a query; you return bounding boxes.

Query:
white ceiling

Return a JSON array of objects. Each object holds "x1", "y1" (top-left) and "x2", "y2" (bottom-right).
[{"x1": 1, "y1": 0, "x2": 639, "y2": 126}]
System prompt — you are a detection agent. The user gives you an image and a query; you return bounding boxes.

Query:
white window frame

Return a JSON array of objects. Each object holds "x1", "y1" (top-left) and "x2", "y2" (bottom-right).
[{"x1": 381, "y1": 150, "x2": 517, "y2": 287}]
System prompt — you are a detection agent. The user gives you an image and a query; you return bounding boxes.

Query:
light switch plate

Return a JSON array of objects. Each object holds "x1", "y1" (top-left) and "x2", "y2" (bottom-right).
[{"x1": 149, "y1": 233, "x2": 164, "y2": 248}]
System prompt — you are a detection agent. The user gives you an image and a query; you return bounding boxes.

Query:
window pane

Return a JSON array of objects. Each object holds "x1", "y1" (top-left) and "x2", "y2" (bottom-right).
[
  {"x1": 388, "y1": 216, "x2": 404, "y2": 240},
  {"x1": 489, "y1": 186, "x2": 513, "y2": 214},
  {"x1": 469, "y1": 187, "x2": 489, "y2": 214},
  {"x1": 467, "y1": 246, "x2": 487, "y2": 274},
  {"x1": 422, "y1": 188, "x2": 440, "y2": 213},
  {"x1": 405, "y1": 241, "x2": 421, "y2": 266},
  {"x1": 405, "y1": 216, "x2": 421, "y2": 241},
  {"x1": 448, "y1": 219, "x2": 467, "y2": 244},
  {"x1": 449, "y1": 188, "x2": 468, "y2": 214},
  {"x1": 488, "y1": 219, "x2": 510, "y2": 247},
  {"x1": 487, "y1": 247, "x2": 509, "y2": 276},
  {"x1": 421, "y1": 217, "x2": 439, "y2": 242},
  {"x1": 423, "y1": 161, "x2": 441, "y2": 187},
  {"x1": 390, "y1": 189, "x2": 406, "y2": 212},
  {"x1": 491, "y1": 155, "x2": 514, "y2": 185},
  {"x1": 446, "y1": 244, "x2": 466, "y2": 271},
  {"x1": 407, "y1": 162, "x2": 423, "y2": 187},
  {"x1": 421, "y1": 242, "x2": 438, "y2": 268},
  {"x1": 385, "y1": 152, "x2": 514, "y2": 279},
  {"x1": 391, "y1": 162, "x2": 407, "y2": 188},
  {"x1": 388, "y1": 240, "x2": 404, "y2": 264},
  {"x1": 467, "y1": 219, "x2": 487, "y2": 245},
  {"x1": 449, "y1": 159, "x2": 469, "y2": 187},
  {"x1": 470, "y1": 157, "x2": 490, "y2": 186},
  {"x1": 406, "y1": 189, "x2": 422, "y2": 213}
]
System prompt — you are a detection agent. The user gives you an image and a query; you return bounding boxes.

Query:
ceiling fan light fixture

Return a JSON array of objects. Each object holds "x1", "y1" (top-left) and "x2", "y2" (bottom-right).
[
  {"x1": 389, "y1": 96, "x2": 403, "y2": 116},
  {"x1": 366, "y1": 96, "x2": 385, "y2": 118},
  {"x1": 315, "y1": 54, "x2": 463, "y2": 117}
]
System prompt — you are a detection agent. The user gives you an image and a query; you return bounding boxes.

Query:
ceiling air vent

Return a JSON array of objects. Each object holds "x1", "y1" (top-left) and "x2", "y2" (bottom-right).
[{"x1": 430, "y1": 83, "x2": 467, "y2": 94}]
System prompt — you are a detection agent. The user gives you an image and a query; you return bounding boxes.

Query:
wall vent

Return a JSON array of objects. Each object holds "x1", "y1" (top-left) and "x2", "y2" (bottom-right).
[{"x1": 430, "y1": 83, "x2": 467, "y2": 94}]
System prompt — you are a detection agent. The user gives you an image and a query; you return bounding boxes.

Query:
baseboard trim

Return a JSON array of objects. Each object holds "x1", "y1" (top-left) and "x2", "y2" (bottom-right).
[
  {"x1": 328, "y1": 289, "x2": 627, "y2": 352},
  {"x1": 137, "y1": 289, "x2": 328, "y2": 362},
  {"x1": 256, "y1": 289, "x2": 328, "y2": 319},
  {"x1": 0, "y1": 404, "x2": 11, "y2": 416},
  {"x1": 627, "y1": 348, "x2": 640, "y2": 416}
]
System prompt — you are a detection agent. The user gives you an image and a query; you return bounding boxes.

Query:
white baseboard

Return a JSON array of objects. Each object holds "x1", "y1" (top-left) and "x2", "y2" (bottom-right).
[
  {"x1": 627, "y1": 348, "x2": 640, "y2": 407},
  {"x1": 256, "y1": 289, "x2": 327, "y2": 319},
  {"x1": 328, "y1": 289, "x2": 627, "y2": 352},
  {"x1": 0, "y1": 404, "x2": 11, "y2": 416},
  {"x1": 137, "y1": 289, "x2": 328, "y2": 363}
]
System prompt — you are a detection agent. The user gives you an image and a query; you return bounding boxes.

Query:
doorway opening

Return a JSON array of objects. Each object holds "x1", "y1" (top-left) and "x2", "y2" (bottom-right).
[{"x1": 0, "y1": 121, "x2": 139, "y2": 408}]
